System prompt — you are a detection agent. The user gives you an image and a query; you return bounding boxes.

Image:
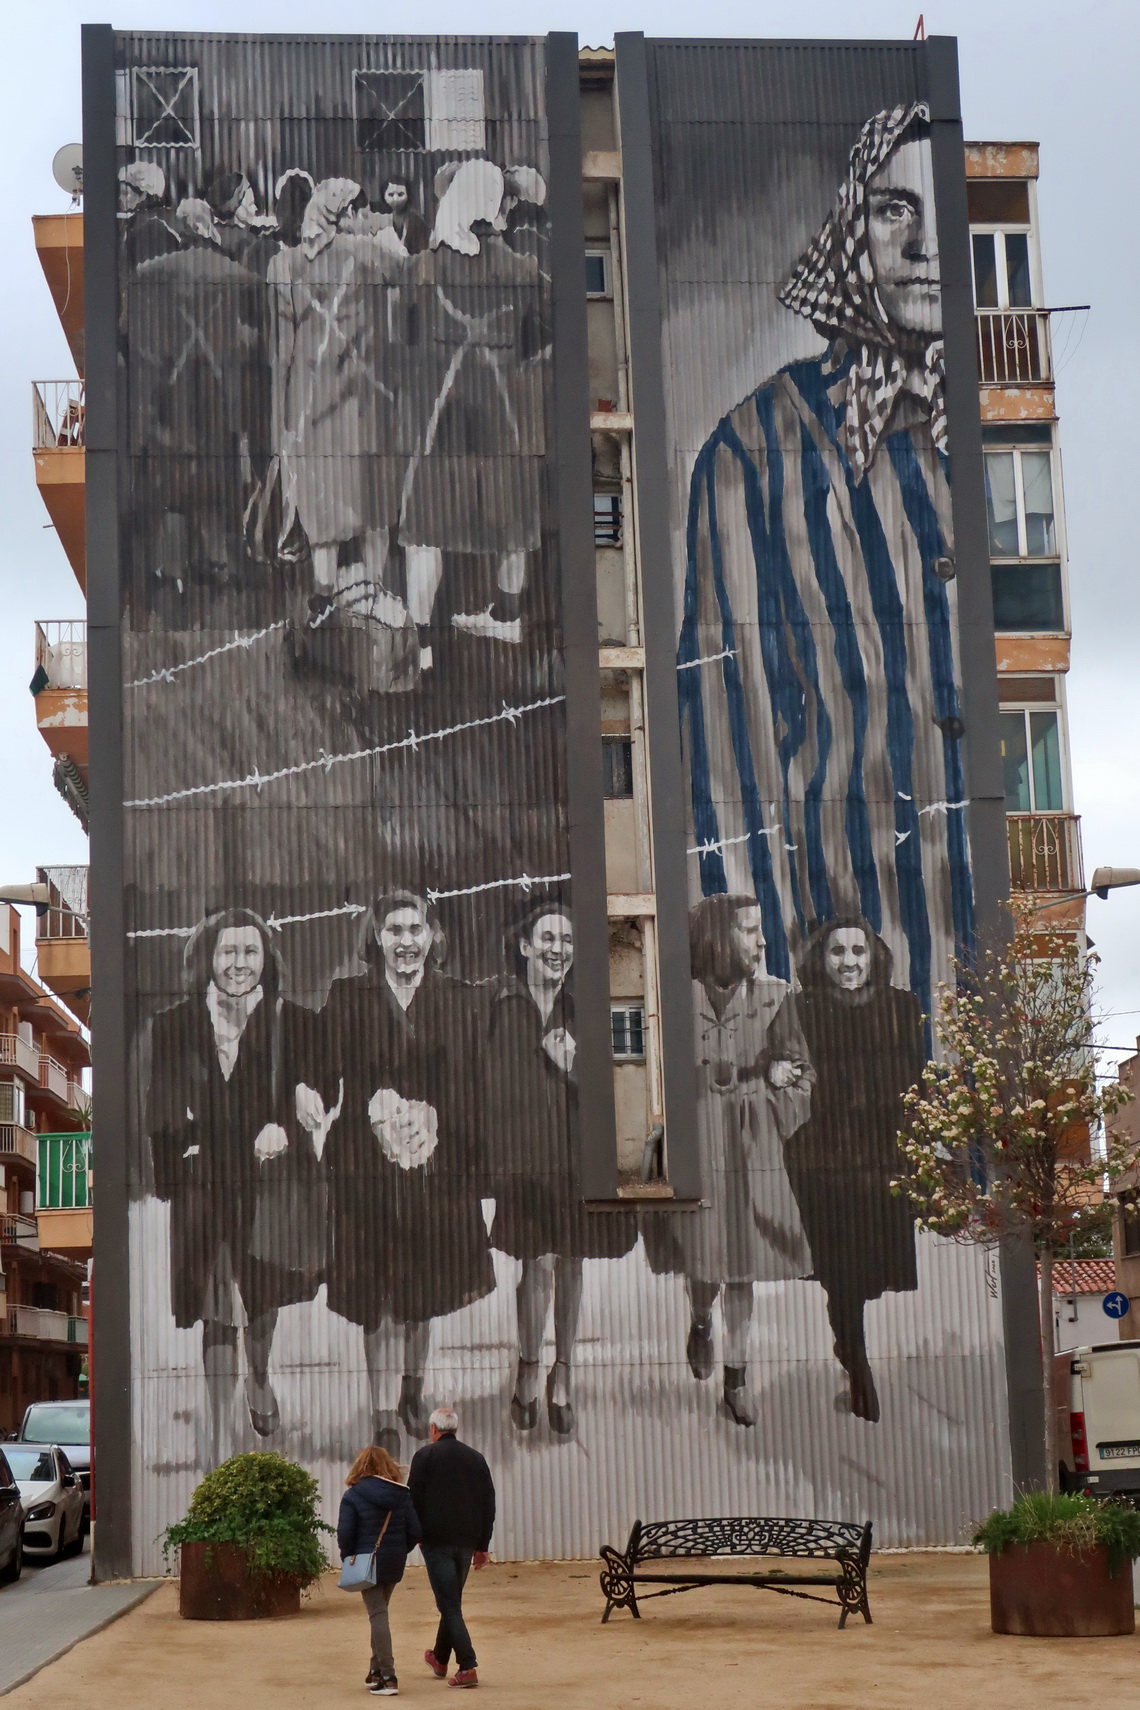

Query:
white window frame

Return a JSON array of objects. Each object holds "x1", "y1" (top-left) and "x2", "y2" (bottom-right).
[
  {"x1": 0, "y1": 1076, "x2": 26, "y2": 1128},
  {"x1": 611, "y1": 1005, "x2": 646, "y2": 1061},
  {"x1": 984, "y1": 443, "x2": 1060, "y2": 560},
  {"x1": 997, "y1": 680, "x2": 1072, "y2": 815},
  {"x1": 585, "y1": 247, "x2": 612, "y2": 300},
  {"x1": 969, "y1": 178, "x2": 1043, "y2": 308}
]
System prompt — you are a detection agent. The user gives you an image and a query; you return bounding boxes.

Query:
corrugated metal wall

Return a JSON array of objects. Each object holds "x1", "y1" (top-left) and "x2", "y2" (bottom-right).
[
  {"x1": 647, "y1": 31, "x2": 1011, "y2": 1557},
  {"x1": 111, "y1": 30, "x2": 1011, "y2": 1576}
]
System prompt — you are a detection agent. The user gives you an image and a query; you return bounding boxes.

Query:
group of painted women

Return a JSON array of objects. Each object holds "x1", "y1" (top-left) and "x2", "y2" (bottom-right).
[
  {"x1": 147, "y1": 882, "x2": 924, "y2": 1470},
  {"x1": 120, "y1": 154, "x2": 549, "y2": 682},
  {"x1": 648, "y1": 895, "x2": 926, "y2": 1430},
  {"x1": 146, "y1": 891, "x2": 625, "y2": 1467}
]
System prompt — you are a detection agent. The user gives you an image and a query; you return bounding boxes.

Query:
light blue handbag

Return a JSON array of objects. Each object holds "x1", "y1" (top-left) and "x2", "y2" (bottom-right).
[{"x1": 338, "y1": 1510, "x2": 391, "y2": 1591}]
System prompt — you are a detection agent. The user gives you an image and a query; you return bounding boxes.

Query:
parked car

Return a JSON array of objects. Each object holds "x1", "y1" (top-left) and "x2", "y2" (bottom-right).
[
  {"x1": 16, "y1": 1401, "x2": 90, "y2": 1519},
  {"x1": 0, "y1": 1448, "x2": 24, "y2": 1583},
  {"x1": 1056, "y1": 1339, "x2": 1140, "y2": 1495},
  {"x1": 5, "y1": 1445, "x2": 85, "y2": 1561}
]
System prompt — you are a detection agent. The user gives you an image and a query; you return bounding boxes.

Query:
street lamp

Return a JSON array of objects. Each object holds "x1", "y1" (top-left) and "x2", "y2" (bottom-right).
[
  {"x1": 0, "y1": 884, "x2": 50, "y2": 915},
  {"x1": 1090, "y1": 868, "x2": 1140, "y2": 902}
]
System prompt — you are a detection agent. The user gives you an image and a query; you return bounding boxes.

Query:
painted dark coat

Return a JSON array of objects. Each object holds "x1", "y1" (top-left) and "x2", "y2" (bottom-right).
[
  {"x1": 484, "y1": 977, "x2": 636, "y2": 1262},
  {"x1": 147, "y1": 992, "x2": 324, "y2": 1328},
  {"x1": 322, "y1": 963, "x2": 494, "y2": 1327},
  {"x1": 784, "y1": 983, "x2": 924, "y2": 1302},
  {"x1": 399, "y1": 236, "x2": 547, "y2": 555}
]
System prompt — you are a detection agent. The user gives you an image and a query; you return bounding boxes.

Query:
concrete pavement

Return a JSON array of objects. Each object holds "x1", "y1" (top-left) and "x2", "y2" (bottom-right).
[{"x1": 0, "y1": 1540, "x2": 159, "y2": 1697}]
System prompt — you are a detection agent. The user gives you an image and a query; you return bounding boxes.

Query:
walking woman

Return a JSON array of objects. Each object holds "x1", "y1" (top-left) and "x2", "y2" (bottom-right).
[
  {"x1": 785, "y1": 916, "x2": 925, "y2": 1423},
  {"x1": 339, "y1": 1445, "x2": 423, "y2": 1697},
  {"x1": 485, "y1": 902, "x2": 636, "y2": 1435},
  {"x1": 642, "y1": 894, "x2": 814, "y2": 1426},
  {"x1": 317, "y1": 892, "x2": 495, "y2": 1455},
  {"x1": 146, "y1": 908, "x2": 327, "y2": 1464}
]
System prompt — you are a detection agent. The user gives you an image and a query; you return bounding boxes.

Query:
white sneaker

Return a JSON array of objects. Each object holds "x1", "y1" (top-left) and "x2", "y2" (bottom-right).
[{"x1": 452, "y1": 607, "x2": 522, "y2": 644}]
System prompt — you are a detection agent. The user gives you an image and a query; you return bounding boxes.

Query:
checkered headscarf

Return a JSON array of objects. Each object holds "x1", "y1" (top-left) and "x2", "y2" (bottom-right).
[{"x1": 778, "y1": 101, "x2": 946, "y2": 481}]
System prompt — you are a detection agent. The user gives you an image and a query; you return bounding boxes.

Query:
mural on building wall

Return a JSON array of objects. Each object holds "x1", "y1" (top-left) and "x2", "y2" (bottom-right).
[
  {"x1": 112, "y1": 35, "x2": 1008, "y2": 1572},
  {"x1": 657, "y1": 75, "x2": 976, "y2": 1426}
]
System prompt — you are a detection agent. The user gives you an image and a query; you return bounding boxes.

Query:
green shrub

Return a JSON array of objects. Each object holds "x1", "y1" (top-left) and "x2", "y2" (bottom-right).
[
  {"x1": 973, "y1": 1491, "x2": 1140, "y2": 1577},
  {"x1": 163, "y1": 1452, "x2": 333, "y2": 1585}
]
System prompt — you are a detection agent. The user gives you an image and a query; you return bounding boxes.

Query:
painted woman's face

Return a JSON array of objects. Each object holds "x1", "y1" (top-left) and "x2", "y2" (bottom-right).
[
  {"x1": 384, "y1": 182, "x2": 409, "y2": 212},
  {"x1": 212, "y1": 926, "x2": 265, "y2": 998},
  {"x1": 824, "y1": 926, "x2": 870, "y2": 991},
  {"x1": 522, "y1": 913, "x2": 573, "y2": 985},
  {"x1": 730, "y1": 904, "x2": 765, "y2": 975},
  {"x1": 378, "y1": 906, "x2": 432, "y2": 979},
  {"x1": 866, "y1": 136, "x2": 941, "y2": 338}
]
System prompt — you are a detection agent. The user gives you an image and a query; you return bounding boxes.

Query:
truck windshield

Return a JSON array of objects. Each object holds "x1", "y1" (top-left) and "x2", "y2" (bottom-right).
[{"x1": 21, "y1": 1404, "x2": 88, "y2": 1446}]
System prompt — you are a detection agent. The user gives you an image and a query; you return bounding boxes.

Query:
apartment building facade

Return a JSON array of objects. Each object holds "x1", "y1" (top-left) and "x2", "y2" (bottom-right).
[
  {"x1": 965, "y1": 142, "x2": 1085, "y2": 930},
  {"x1": 0, "y1": 900, "x2": 90, "y2": 1433},
  {"x1": 31, "y1": 26, "x2": 1096, "y2": 1574}
]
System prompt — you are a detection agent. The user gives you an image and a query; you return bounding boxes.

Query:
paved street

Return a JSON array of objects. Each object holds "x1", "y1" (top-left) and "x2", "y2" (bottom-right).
[
  {"x1": 0, "y1": 1538, "x2": 158, "y2": 1696},
  {"x1": 3, "y1": 1553, "x2": 1140, "y2": 1709}
]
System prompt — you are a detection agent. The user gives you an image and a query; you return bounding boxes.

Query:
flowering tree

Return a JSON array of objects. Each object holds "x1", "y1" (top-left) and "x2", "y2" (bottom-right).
[{"x1": 895, "y1": 900, "x2": 1135, "y2": 1490}]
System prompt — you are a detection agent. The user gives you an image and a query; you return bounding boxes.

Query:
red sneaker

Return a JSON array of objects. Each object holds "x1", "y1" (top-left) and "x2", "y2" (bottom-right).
[
  {"x1": 449, "y1": 1669, "x2": 479, "y2": 1689},
  {"x1": 424, "y1": 1652, "x2": 447, "y2": 1680}
]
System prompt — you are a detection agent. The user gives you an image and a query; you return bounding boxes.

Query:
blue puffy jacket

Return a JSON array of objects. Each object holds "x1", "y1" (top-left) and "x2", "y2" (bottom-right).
[{"x1": 337, "y1": 1477, "x2": 423, "y2": 1585}]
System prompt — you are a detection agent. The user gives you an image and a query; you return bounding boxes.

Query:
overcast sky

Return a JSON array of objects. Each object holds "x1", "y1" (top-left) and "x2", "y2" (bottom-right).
[{"x1": 3, "y1": 0, "x2": 1137, "y2": 1056}]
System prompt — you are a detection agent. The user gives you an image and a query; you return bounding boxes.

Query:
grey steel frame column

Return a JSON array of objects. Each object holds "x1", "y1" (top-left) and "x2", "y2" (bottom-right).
[
  {"x1": 547, "y1": 33, "x2": 620, "y2": 1197},
  {"x1": 924, "y1": 35, "x2": 1045, "y2": 1493},
  {"x1": 83, "y1": 21, "x2": 134, "y2": 1579},
  {"x1": 612, "y1": 32, "x2": 700, "y2": 1200}
]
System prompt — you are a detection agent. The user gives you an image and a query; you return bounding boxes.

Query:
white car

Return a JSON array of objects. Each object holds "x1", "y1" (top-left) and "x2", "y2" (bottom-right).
[{"x1": 6, "y1": 1444, "x2": 85, "y2": 1561}]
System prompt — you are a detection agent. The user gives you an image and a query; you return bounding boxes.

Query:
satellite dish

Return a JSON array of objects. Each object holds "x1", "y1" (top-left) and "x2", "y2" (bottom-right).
[{"x1": 52, "y1": 144, "x2": 84, "y2": 198}]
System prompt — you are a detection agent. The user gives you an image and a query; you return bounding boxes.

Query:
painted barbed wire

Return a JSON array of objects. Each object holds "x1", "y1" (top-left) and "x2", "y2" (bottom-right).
[
  {"x1": 426, "y1": 870, "x2": 571, "y2": 904},
  {"x1": 124, "y1": 605, "x2": 340, "y2": 691},
  {"x1": 676, "y1": 647, "x2": 737, "y2": 671},
  {"x1": 126, "y1": 877, "x2": 571, "y2": 940},
  {"x1": 127, "y1": 901, "x2": 370, "y2": 940},
  {"x1": 125, "y1": 623, "x2": 287, "y2": 689},
  {"x1": 124, "y1": 694, "x2": 566, "y2": 808}
]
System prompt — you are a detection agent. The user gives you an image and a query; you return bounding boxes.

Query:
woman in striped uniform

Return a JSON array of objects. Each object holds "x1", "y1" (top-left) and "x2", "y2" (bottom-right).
[
  {"x1": 678, "y1": 99, "x2": 973, "y2": 1023},
  {"x1": 668, "y1": 103, "x2": 974, "y2": 1418}
]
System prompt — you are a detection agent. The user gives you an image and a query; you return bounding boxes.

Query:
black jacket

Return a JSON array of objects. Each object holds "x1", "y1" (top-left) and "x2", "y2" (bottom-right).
[
  {"x1": 408, "y1": 1435, "x2": 495, "y2": 1552},
  {"x1": 337, "y1": 1477, "x2": 423, "y2": 1584}
]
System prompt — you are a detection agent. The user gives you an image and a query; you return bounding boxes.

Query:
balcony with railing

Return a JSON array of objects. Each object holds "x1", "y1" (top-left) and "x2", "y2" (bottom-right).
[
  {"x1": 32, "y1": 381, "x2": 85, "y2": 592},
  {"x1": 0, "y1": 1213, "x2": 39, "y2": 1252},
  {"x1": 35, "y1": 620, "x2": 87, "y2": 690},
  {"x1": 37, "y1": 1054, "x2": 70, "y2": 1104},
  {"x1": 38, "y1": 1132, "x2": 91, "y2": 1212},
  {"x1": 36, "y1": 1130, "x2": 92, "y2": 1257},
  {"x1": 6, "y1": 1306, "x2": 87, "y2": 1346},
  {"x1": 32, "y1": 620, "x2": 87, "y2": 774},
  {"x1": 1007, "y1": 812, "x2": 1084, "y2": 894},
  {"x1": 0, "y1": 1123, "x2": 38, "y2": 1171},
  {"x1": 0, "y1": 1033, "x2": 44, "y2": 1082},
  {"x1": 34, "y1": 867, "x2": 90, "y2": 1026},
  {"x1": 976, "y1": 309, "x2": 1052, "y2": 386}
]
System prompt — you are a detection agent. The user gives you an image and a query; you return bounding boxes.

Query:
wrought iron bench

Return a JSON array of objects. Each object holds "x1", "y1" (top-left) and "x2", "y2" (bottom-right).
[{"x1": 599, "y1": 1515, "x2": 873, "y2": 1629}]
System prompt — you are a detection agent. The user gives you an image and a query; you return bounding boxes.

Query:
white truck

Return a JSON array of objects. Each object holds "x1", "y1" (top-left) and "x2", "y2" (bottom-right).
[{"x1": 1056, "y1": 1340, "x2": 1140, "y2": 1497}]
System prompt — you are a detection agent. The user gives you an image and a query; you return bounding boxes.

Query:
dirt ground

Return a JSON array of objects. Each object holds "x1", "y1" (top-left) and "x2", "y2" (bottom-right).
[{"x1": 8, "y1": 1553, "x2": 1140, "y2": 1710}]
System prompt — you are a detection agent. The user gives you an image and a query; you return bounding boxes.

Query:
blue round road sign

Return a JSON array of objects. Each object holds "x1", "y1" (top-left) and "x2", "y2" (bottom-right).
[{"x1": 1103, "y1": 1291, "x2": 1130, "y2": 1319}]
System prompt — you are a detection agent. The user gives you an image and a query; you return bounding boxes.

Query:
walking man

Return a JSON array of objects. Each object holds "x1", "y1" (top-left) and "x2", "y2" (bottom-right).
[{"x1": 409, "y1": 1406, "x2": 495, "y2": 1688}]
